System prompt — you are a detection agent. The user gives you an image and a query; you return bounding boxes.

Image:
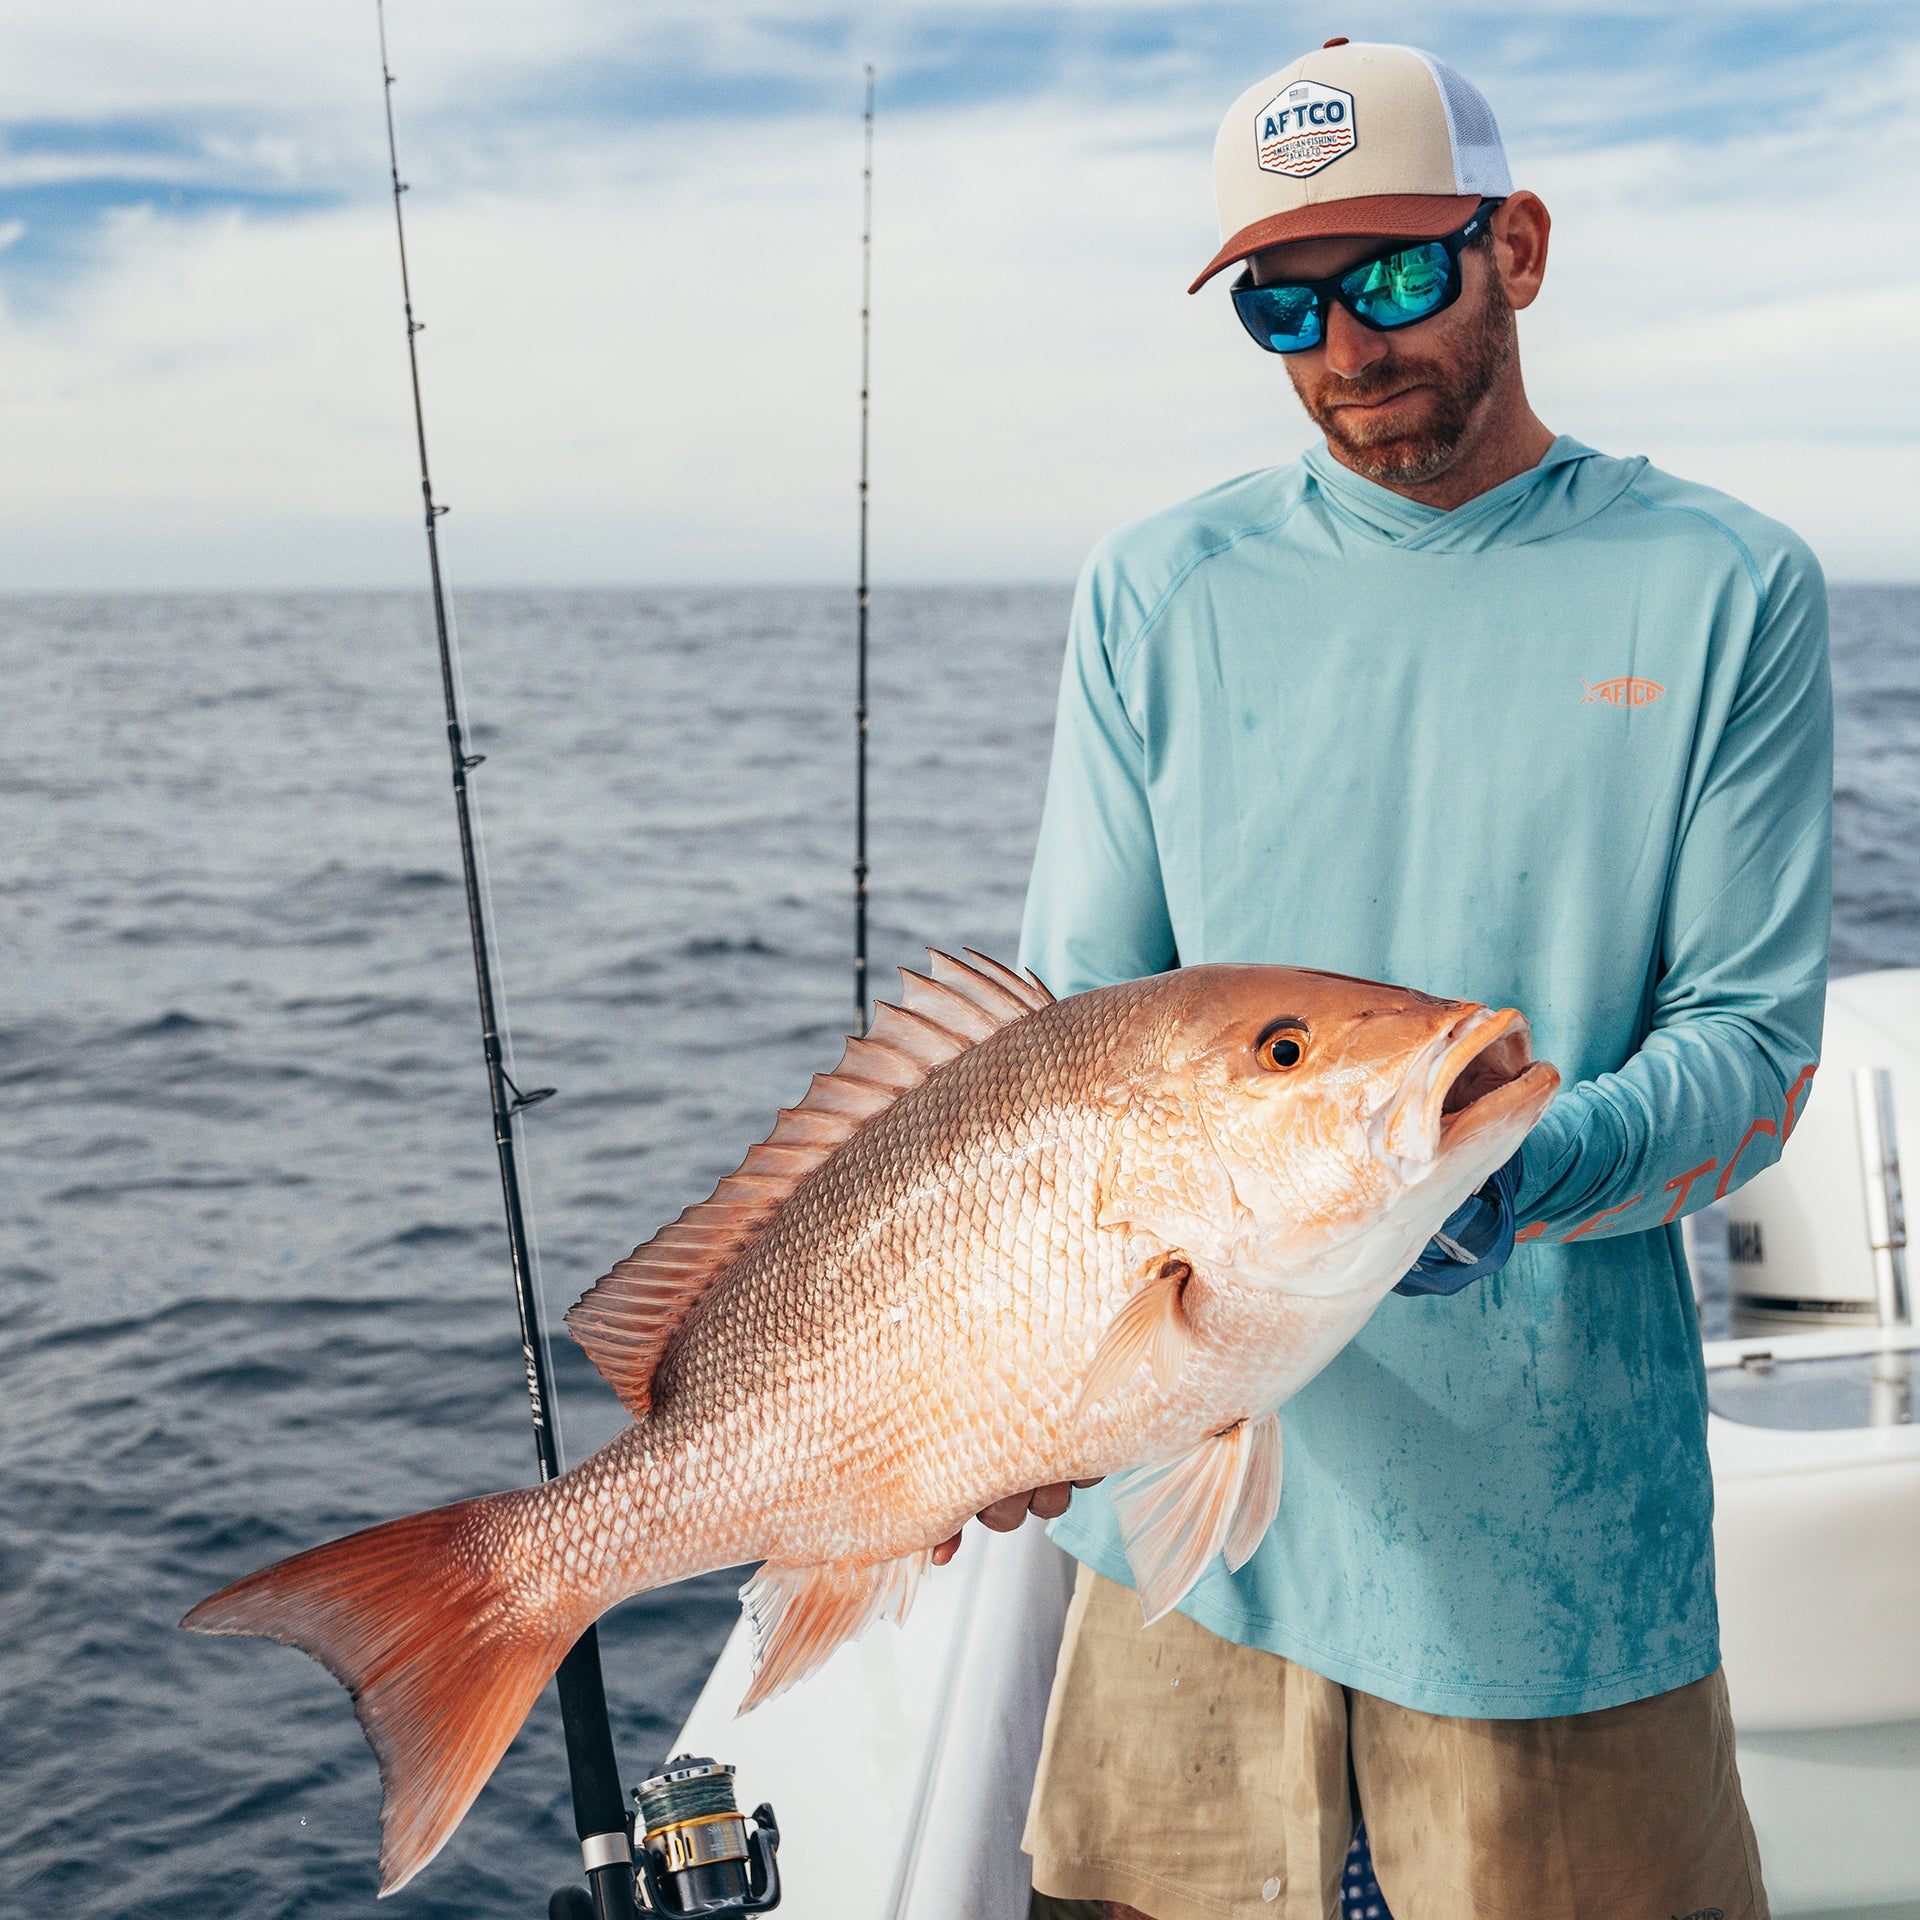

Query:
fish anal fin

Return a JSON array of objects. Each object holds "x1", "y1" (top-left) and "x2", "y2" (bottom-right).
[
  {"x1": 569, "y1": 949, "x2": 1047, "y2": 1415},
  {"x1": 1111, "y1": 1423, "x2": 1254, "y2": 1624},
  {"x1": 1075, "y1": 1259, "x2": 1193, "y2": 1417},
  {"x1": 1223, "y1": 1412, "x2": 1283, "y2": 1572},
  {"x1": 737, "y1": 1551, "x2": 930, "y2": 1712}
]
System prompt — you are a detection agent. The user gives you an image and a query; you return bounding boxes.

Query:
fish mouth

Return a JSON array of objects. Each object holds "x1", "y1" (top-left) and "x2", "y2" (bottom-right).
[
  {"x1": 1437, "y1": 1010, "x2": 1559, "y2": 1157},
  {"x1": 1378, "y1": 1006, "x2": 1559, "y2": 1175}
]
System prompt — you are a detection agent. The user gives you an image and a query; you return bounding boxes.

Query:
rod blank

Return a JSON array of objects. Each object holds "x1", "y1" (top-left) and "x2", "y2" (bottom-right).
[
  {"x1": 374, "y1": 8, "x2": 636, "y2": 1912},
  {"x1": 854, "y1": 65, "x2": 874, "y2": 1038}
]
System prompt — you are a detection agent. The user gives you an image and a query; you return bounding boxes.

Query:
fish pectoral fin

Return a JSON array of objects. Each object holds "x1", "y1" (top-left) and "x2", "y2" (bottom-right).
[
  {"x1": 1111, "y1": 1421, "x2": 1256, "y2": 1624},
  {"x1": 737, "y1": 1550, "x2": 931, "y2": 1712},
  {"x1": 1222, "y1": 1412, "x2": 1283, "y2": 1572},
  {"x1": 1074, "y1": 1259, "x2": 1193, "y2": 1417}
]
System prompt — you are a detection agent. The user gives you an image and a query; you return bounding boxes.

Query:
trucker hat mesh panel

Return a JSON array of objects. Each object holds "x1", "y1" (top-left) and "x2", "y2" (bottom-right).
[{"x1": 1421, "y1": 53, "x2": 1514, "y2": 195}]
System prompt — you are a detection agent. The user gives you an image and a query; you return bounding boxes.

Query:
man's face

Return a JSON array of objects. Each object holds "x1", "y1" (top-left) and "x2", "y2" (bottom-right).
[{"x1": 1250, "y1": 233, "x2": 1516, "y2": 487}]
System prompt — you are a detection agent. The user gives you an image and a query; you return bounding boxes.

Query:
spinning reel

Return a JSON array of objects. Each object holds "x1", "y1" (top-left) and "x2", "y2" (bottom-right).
[
  {"x1": 631, "y1": 1757, "x2": 781, "y2": 1917},
  {"x1": 550, "y1": 1755, "x2": 781, "y2": 1920}
]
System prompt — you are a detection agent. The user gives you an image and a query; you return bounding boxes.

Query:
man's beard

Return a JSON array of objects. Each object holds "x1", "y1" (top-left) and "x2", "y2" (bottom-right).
[{"x1": 1289, "y1": 267, "x2": 1516, "y2": 486}]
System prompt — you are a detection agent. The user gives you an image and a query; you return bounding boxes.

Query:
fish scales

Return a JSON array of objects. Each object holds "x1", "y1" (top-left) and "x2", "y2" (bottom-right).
[
  {"x1": 184, "y1": 953, "x2": 1558, "y2": 1892},
  {"x1": 635, "y1": 975, "x2": 1156, "y2": 1566}
]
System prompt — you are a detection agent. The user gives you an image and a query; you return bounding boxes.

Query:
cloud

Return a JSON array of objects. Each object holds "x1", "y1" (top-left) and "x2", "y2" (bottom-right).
[{"x1": 0, "y1": 1, "x2": 1914, "y2": 587}]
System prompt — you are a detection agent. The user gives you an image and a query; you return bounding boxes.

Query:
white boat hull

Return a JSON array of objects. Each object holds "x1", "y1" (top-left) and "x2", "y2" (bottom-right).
[
  {"x1": 674, "y1": 1523, "x2": 1075, "y2": 1920},
  {"x1": 1710, "y1": 1329, "x2": 1920, "y2": 1917}
]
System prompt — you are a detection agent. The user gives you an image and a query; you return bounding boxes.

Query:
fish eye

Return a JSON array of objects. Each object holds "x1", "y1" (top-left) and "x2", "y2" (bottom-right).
[{"x1": 1256, "y1": 1019, "x2": 1309, "y2": 1072}]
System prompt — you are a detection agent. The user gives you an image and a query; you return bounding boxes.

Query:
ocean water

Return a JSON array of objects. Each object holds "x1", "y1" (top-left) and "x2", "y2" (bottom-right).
[{"x1": 2, "y1": 584, "x2": 1915, "y2": 1918}]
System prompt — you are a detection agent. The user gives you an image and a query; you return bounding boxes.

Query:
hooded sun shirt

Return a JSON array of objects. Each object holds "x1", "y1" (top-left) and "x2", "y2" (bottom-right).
[{"x1": 1021, "y1": 435, "x2": 1832, "y2": 1718}]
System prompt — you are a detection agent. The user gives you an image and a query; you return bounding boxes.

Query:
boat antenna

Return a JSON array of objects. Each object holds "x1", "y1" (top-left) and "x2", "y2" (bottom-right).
[
  {"x1": 373, "y1": 8, "x2": 640, "y2": 1915},
  {"x1": 853, "y1": 64, "x2": 875, "y2": 1036}
]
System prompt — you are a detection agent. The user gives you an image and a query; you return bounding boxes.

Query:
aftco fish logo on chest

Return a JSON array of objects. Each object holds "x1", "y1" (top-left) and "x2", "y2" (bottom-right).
[
  {"x1": 1255, "y1": 82, "x2": 1357, "y2": 177},
  {"x1": 1582, "y1": 677, "x2": 1666, "y2": 708}
]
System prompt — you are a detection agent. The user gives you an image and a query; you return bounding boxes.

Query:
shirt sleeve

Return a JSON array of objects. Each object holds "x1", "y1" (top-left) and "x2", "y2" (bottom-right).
[
  {"x1": 1516, "y1": 541, "x2": 1833, "y2": 1241},
  {"x1": 1018, "y1": 556, "x2": 1179, "y2": 996}
]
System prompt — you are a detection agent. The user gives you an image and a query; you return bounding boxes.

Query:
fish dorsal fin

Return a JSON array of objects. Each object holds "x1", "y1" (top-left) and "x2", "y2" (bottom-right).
[
  {"x1": 944, "y1": 947, "x2": 1053, "y2": 1016},
  {"x1": 565, "y1": 949, "x2": 1053, "y2": 1415}
]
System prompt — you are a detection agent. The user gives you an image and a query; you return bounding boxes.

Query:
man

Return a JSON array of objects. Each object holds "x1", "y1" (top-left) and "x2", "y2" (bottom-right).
[{"x1": 967, "y1": 38, "x2": 1829, "y2": 1920}]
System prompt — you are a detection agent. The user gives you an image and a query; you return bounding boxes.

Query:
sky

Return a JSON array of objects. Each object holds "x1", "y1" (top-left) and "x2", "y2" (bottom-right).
[{"x1": 2, "y1": 1, "x2": 1916, "y2": 590}]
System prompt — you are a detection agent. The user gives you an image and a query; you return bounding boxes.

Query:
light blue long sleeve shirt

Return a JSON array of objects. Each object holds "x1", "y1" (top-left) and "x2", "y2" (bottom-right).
[{"x1": 1022, "y1": 436, "x2": 1831, "y2": 1718}]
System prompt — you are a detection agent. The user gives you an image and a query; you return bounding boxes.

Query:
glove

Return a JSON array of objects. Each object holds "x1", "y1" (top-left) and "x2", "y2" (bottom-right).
[{"x1": 1394, "y1": 1150, "x2": 1524, "y2": 1297}]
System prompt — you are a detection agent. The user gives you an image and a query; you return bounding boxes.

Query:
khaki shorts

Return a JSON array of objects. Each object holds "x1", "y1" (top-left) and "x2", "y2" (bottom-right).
[{"x1": 1024, "y1": 1564, "x2": 1768, "y2": 1920}]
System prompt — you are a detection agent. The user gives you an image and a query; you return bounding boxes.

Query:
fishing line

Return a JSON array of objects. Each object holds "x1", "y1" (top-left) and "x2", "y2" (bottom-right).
[{"x1": 373, "y1": 7, "x2": 637, "y2": 1914}]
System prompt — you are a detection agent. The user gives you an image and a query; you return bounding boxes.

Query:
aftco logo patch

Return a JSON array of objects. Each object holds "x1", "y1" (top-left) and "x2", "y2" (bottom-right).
[{"x1": 1255, "y1": 82, "x2": 1357, "y2": 177}]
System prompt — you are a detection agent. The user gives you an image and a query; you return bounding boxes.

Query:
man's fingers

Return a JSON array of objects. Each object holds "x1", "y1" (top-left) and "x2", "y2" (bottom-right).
[
  {"x1": 975, "y1": 1480, "x2": 1092, "y2": 1532},
  {"x1": 976, "y1": 1492, "x2": 1034, "y2": 1532},
  {"x1": 931, "y1": 1531, "x2": 963, "y2": 1567}
]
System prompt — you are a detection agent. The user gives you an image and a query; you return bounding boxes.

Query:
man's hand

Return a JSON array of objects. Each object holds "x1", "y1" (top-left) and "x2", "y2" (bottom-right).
[
  {"x1": 930, "y1": 1480, "x2": 1103, "y2": 1567},
  {"x1": 1395, "y1": 1149, "x2": 1524, "y2": 1297}
]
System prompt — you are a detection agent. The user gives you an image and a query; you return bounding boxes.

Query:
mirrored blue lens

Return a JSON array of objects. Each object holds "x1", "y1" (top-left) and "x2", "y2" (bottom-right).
[
  {"x1": 1232, "y1": 284, "x2": 1323, "y2": 353},
  {"x1": 1340, "y1": 241, "x2": 1453, "y2": 329}
]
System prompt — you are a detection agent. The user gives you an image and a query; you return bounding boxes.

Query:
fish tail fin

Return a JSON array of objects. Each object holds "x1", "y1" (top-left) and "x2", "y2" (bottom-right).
[{"x1": 183, "y1": 1492, "x2": 582, "y2": 1896}]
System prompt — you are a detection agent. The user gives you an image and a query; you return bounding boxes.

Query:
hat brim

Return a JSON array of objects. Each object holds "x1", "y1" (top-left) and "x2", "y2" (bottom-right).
[{"x1": 1187, "y1": 193, "x2": 1484, "y2": 294}]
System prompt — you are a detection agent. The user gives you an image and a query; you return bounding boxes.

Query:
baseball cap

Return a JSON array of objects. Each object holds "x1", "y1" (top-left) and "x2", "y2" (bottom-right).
[{"x1": 1189, "y1": 39, "x2": 1512, "y2": 294}]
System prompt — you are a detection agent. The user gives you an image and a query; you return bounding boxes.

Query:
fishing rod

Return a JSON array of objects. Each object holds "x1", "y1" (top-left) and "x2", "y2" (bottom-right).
[
  {"x1": 372, "y1": 9, "x2": 637, "y2": 1916},
  {"x1": 853, "y1": 65, "x2": 875, "y2": 1037}
]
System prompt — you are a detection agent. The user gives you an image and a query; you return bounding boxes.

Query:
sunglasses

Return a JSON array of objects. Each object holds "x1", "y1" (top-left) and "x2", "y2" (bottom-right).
[{"x1": 1229, "y1": 198, "x2": 1504, "y2": 355}]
